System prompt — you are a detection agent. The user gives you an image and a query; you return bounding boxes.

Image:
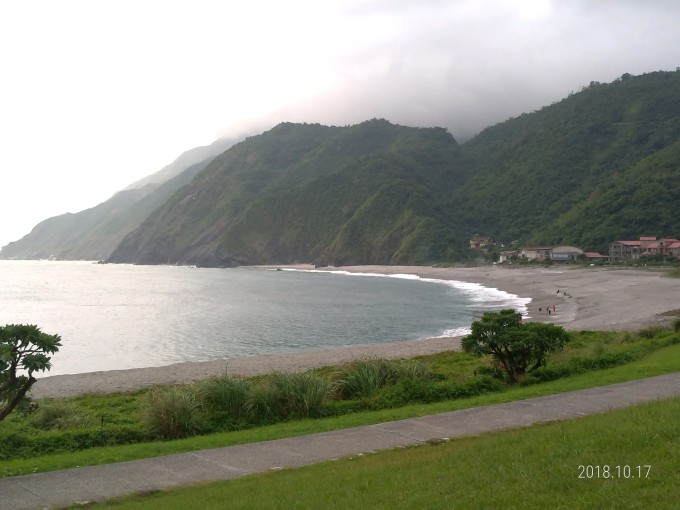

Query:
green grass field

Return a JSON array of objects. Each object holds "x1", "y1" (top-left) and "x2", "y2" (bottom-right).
[{"x1": 80, "y1": 394, "x2": 680, "y2": 510}]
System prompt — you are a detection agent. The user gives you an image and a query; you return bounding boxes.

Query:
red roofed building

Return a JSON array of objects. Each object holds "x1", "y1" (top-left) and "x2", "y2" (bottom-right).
[
  {"x1": 665, "y1": 241, "x2": 680, "y2": 258},
  {"x1": 609, "y1": 236, "x2": 680, "y2": 262}
]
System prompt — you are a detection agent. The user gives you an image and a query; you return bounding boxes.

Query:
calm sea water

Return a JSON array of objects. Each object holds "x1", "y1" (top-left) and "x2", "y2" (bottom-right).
[{"x1": 0, "y1": 261, "x2": 529, "y2": 376}]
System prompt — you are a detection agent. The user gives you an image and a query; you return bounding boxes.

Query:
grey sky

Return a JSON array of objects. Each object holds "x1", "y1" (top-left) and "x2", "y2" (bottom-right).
[{"x1": 1, "y1": 0, "x2": 678, "y2": 248}]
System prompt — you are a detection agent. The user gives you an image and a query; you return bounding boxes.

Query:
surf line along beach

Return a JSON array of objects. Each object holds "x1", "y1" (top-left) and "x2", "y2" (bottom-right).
[{"x1": 31, "y1": 264, "x2": 680, "y2": 399}]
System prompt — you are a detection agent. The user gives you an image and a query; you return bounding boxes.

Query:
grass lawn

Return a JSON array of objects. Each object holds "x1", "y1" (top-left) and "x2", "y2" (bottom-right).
[{"x1": 78, "y1": 394, "x2": 680, "y2": 509}]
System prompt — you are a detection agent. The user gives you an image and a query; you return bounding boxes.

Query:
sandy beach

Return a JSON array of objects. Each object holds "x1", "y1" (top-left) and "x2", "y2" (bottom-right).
[{"x1": 31, "y1": 265, "x2": 680, "y2": 399}]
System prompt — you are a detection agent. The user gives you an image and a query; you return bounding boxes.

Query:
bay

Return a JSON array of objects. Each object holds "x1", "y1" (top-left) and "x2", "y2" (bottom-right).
[{"x1": 0, "y1": 261, "x2": 528, "y2": 376}]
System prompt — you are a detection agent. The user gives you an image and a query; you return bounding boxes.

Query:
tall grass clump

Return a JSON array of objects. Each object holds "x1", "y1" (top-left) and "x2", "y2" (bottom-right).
[
  {"x1": 638, "y1": 326, "x2": 666, "y2": 339},
  {"x1": 396, "y1": 359, "x2": 434, "y2": 381},
  {"x1": 269, "y1": 372, "x2": 332, "y2": 419},
  {"x1": 200, "y1": 375, "x2": 251, "y2": 424},
  {"x1": 245, "y1": 381, "x2": 282, "y2": 422},
  {"x1": 144, "y1": 387, "x2": 201, "y2": 439},
  {"x1": 32, "y1": 402, "x2": 93, "y2": 430},
  {"x1": 334, "y1": 359, "x2": 401, "y2": 399},
  {"x1": 245, "y1": 372, "x2": 331, "y2": 421}
]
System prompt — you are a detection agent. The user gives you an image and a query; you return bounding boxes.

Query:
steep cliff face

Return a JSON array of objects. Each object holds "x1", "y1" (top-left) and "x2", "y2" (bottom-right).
[{"x1": 107, "y1": 120, "x2": 470, "y2": 266}]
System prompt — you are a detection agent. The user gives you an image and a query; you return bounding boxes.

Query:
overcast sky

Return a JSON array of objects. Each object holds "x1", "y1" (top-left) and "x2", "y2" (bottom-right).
[{"x1": 1, "y1": 0, "x2": 678, "y2": 248}]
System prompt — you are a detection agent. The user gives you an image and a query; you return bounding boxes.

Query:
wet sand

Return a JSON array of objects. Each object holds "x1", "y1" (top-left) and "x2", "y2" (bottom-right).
[{"x1": 31, "y1": 264, "x2": 680, "y2": 399}]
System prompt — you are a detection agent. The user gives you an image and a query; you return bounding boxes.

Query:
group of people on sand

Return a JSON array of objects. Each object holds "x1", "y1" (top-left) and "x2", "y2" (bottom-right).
[{"x1": 537, "y1": 289, "x2": 574, "y2": 316}]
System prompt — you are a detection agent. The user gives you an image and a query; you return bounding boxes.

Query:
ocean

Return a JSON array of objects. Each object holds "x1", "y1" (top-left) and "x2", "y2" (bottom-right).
[{"x1": 0, "y1": 261, "x2": 529, "y2": 376}]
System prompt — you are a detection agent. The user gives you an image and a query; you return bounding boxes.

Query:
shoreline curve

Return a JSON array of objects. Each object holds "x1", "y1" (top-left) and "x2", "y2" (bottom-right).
[{"x1": 32, "y1": 264, "x2": 680, "y2": 399}]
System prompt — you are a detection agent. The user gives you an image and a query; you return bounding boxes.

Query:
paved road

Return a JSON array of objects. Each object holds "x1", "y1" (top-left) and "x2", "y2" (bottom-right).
[{"x1": 3, "y1": 373, "x2": 680, "y2": 510}]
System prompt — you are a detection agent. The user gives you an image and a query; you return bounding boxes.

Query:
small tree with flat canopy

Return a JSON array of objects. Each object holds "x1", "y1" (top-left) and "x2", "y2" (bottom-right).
[
  {"x1": 0, "y1": 324, "x2": 61, "y2": 421},
  {"x1": 462, "y1": 309, "x2": 569, "y2": 384}
]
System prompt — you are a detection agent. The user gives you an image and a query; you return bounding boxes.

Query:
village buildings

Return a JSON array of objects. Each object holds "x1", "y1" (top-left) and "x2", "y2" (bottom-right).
[
  {"x1": 609, "y1": 236, "x2": 680, "y2": 262},
  {"x1": 469, "y1": 234, "x2": 493, "y2": 250},
  {"x1": 476, "y1": 235, "x2": 679, "y2": 264}
]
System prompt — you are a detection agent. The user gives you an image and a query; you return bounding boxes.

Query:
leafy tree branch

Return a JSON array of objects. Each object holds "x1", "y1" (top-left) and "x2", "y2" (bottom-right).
[{"x1": 0, "y1": 324, "x2": 61, "y2": 421}]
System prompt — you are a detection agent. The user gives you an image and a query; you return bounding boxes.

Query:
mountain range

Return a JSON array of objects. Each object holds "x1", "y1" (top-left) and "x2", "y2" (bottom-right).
[{"x1": 2, "y1": 70, "x2": 679, "y2": 266}]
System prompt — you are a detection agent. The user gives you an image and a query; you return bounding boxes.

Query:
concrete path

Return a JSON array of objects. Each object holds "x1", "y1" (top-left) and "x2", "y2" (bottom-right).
[{"x1": 3, "y1": 373, "x2": 680, "y2": 510}]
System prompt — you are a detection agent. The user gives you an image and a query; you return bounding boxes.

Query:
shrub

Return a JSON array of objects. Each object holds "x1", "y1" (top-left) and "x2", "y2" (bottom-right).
[
  {"x1": 518, "y1": 375, "x2": 541, "y2": 387},
  {"x1": 372, "y1": 375, "x2": 504, "y2": 408},
  {"x1": 245, "y1": 381, "x2": 282, "y2": 422},
  {"x1": 396, "y1": 360, "x2": 434, "y2": 382},
  {"x1": 673, "y1": 318, "x2": 680, "y2": 333},
  {"x1": 638, "y1": 326, "x2": 666, "y2": 339},
  {"x1": 246, "y1": 372, "x2": 332, "y2": 421},
  {"x1": 32, "y1": 401, "x2": 93, "y2": 430},
  {"x1": 618, "y1": 332, "x2": 634, "y2": 343},
  {"x1": 592, "y1": 341, "x2": 607, "y2": 356},
  {"x1": 143, "y1": 387, "x2": 202, "y2": 439},
  {"x1": 376, "y1": 378, "x2": 432, "y2": 406},
  {"x1": 531, "y1": 364, "x2": 572, "y2": 382},
  {"x1": 334, "y1": 359, "x2": 400, "y2": 399},
  {"x1": 200, "y1": 375, "x2": 251, "y2": 423},
  {"x1": 0, "y1": 425, "x2": 149, "y2": 460},
  {"x1": 449, "y1": 375, "x2": 504, "y2": 398},
  {"x1": 569, "y1": 352, "x2": 635, "y2": 371},
  {"x1": 475, "y1": 361, "x2": 506, "y2": 381},
  {"x1": 270, "y1": 372, "x2": 331, "y2": 418}
]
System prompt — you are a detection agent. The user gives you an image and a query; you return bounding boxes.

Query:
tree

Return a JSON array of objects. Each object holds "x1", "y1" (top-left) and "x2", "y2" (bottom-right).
[
  {"x1": 462, "y1": 309, "x2": 569, "y2": 384},
  {"x1": 0, "y1": 324, "x2": 61, "y2": 421}
]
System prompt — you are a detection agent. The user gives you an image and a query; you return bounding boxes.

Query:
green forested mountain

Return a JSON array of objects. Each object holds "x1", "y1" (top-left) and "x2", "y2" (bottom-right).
[
  {"x1": 457, "y1": 71, "x2": 680, "y2": 250},
  {"x1": 107, "y1": 120, "x2": 471, "y2": 266},
  {"x1": 4, "y1": 70, "x2": 680, "y2": 265}
]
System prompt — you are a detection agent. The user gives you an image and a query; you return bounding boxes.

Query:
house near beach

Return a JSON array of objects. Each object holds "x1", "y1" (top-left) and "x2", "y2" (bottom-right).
[
  {"x1": 550, "y1": 246, "x2": 585, "y2": 262},
  {"x1": 495, "y1": 235, "x2": 679, "y2": 264},
  {"x1": 518, "y1": 245, "x2": 584, "y2": 262},
  {"x1": 608, "y1": 236, "x2": 680, "y2": 262},
  {"x1": 667, "y1": 241, "x2": 680, "y2": 258},
  {"x1": 469, "y1": 234, "x2": 493, "y2": 250},
  {"x1": 519, "y1": 246, "x2": 553, "y2": 261}
]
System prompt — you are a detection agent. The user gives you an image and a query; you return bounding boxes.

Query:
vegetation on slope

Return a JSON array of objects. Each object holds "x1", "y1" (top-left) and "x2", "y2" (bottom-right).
[
  {"x1": 107, "y1": 120, "x2": 471, "y2": 266},
  {"x1": 458, "y1": 70, "x2": 680, "y2": 250}
]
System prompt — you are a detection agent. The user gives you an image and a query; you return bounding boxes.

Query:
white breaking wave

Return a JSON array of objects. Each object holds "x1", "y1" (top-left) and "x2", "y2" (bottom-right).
[
  {"x1": 284, "y1": 268, "x2": 532, "y2": 338},
  {"x1": 439, "y1": 326, "x2": 473, "y2": 338}
]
